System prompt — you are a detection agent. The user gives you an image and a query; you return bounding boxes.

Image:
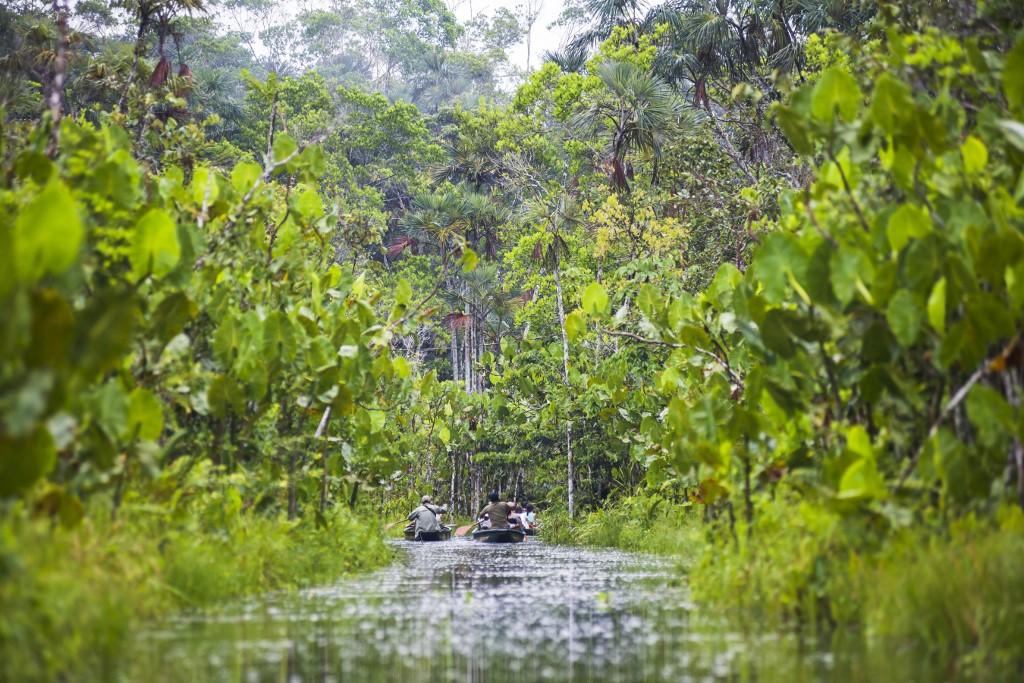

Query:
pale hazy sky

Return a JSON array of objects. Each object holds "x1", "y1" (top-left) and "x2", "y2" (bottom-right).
[{"x1": 449, "y1": 0, "x2": 572, "y2": 70}]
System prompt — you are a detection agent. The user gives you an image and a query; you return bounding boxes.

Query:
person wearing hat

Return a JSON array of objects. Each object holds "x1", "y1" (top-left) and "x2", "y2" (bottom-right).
[{"x1": 406, "y1": 495, "x2": 447, "y2": 539}]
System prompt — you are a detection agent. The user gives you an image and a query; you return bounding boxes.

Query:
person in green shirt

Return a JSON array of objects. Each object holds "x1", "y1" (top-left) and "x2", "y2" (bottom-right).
[{"x1": 477, "y1": 491, "x2": 512, "y2": 529}]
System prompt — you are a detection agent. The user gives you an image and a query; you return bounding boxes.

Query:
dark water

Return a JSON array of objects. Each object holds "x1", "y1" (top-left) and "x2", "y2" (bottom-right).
[{"x1": 122, "y1": 539, "x2": 939, "y2": 683}]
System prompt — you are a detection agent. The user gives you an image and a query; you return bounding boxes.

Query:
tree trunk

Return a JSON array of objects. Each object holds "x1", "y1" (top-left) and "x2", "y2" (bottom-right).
[
  {"x1": 451, "y1": 325, "x2": 459, "y2": 382},
  {"x1": 46, "y1": 0, "x2": 70, "y2": 157},
  {"x1": 553, "y1": 254, "x2": 575, "y2": 518},
  {"x1": 316, "y1": 406, "x2": 332, "y2": 515},
  {"x1": 449, "y1": 452, "x2": 457, "y2": 515}
]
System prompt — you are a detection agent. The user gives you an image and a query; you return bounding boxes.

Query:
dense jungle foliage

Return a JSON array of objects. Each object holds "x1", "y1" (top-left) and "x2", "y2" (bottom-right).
[{"x1": 2, "y1": 0, "x2": 1024, "y2": 678}]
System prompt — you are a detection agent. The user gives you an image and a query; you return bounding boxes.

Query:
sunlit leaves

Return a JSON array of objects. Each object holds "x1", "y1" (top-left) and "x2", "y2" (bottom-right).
[
  {"x1": 887, "y1": 204, "x2": 932, "y2": 253},
  {"x1": 231, "y1": 161, "x2": 261, "y2": 191},
  {"x1": 130, "y1": 209, "x2": 181, "y2": 279},
  {"x1": 460, "y1": 247, "x2": 479, "y2": 272},
  {"x1": 191, "y1": 166, "x2": 219, "y2": 205},
  {"x1": 960, "y1": 136, "x2": 987, "y2": 175},
  {"x1": 927, "y1": 278, "x2": 946, "y2": 333},
  {"x1": 582, "y1": 282, "x2": 609, "y2": 315},
  {"x1": 565, "y1": 309, "x2": 588, "y2": 341},
  {"x1": 293, "y1": 186, "x2": 324, "y2": 221},
  {"x1": 395, "y1": 278, "x2": 412, "y2": 306},
  {"x1": 272, "y1": 133, "x2": 297, "y2": 164},
  {"x1": 837, "y1": 426, "x2": 886, "y2": 501}
]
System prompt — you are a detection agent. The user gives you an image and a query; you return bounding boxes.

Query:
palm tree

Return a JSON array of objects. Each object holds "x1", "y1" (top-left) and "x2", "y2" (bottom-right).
[
  {"x1": 573, "y1": 60, "x2": 692, "y2": 192},
  {"x1": 397, "y1": 189, "x2": 469, "y2": 261},
  {"x1": 462, "y1": 190, "x2": 508, "y2": 260},
  {"x1": 543, "y1": 45, "x2": 589, "y2": 73},
  {"x1": 563, "y1": 0, "x2": 650, "y2": 55}
]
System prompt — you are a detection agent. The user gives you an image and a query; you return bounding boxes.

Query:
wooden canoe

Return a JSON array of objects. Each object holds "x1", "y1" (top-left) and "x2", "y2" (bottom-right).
[
  {"x1": 471, "y1": 528, "x2": 526, "y2": 543},
  {"x1": 404, "y1": 528, "x2": 452, "y2": 542}
]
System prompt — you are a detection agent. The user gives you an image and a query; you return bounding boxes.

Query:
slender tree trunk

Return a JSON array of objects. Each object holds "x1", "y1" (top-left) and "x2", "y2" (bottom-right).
[
  {"x1": 266, "y1": 93, "x2": 279, "y2": 162},
  {"x1": 449, "y1": 453, "x2": 456, "y2": 515},
  {"x1": 46, "y1": 0, "x2": 70, "y2": 157},
  {"x1": 451, "y1": 325, "x2": 459, "y2": 382},
  {"x1": 478, "y1": 316, "x2": 485, "y2": 392},
  {"x1": 553, "y1": 255, "x2": 575, "y2": 518},
  {"x1": 316, "y1": 406, "x2": 332, "y2": 515},
  {"x1": 464, "y1": 300, "x2": 472, "y2": 393}
]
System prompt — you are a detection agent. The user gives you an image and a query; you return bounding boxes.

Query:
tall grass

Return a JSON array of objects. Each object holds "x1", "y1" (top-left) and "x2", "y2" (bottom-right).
[
  {"x1": 544, "y1": 491, "x2": 1024, "y2": 676},
  {"x1": 864, "y1": 509, "x2": 1024, "y2": 675},
  {"x1": 0, "y1": 481, "x2": 392, "y2": 681}
]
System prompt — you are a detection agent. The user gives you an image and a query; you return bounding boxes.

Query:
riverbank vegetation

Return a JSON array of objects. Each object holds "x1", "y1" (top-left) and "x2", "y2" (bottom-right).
[{"x1": 3, "y1": 0, "x2": 1024, "y2": 679}]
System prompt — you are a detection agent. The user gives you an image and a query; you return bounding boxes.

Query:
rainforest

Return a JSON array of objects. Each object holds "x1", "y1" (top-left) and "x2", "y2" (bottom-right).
[{"x1": 1, "y1": 0, "x2": 1024, "y2": 680}]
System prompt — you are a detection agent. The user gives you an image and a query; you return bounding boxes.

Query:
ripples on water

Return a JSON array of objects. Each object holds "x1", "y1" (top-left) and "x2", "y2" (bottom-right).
[{"x1": 124, "y1": 539, "x2": 928, "y2": 683}]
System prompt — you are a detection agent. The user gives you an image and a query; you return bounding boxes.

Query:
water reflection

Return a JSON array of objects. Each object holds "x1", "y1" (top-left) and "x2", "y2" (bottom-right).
[{"x1": 123, "y1": 539, "x2": 940, "y2": 682}]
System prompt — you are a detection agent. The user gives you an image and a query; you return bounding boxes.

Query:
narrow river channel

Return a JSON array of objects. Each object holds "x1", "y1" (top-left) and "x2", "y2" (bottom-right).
[{"x1": 122, "y1": 539, "x2": 931, "y2": 682}]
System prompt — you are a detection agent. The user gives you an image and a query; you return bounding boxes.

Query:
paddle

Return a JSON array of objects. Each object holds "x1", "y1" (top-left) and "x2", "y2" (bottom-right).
[
  {"x1": 383, "y1": 519, "x2": 409, "y2": 531},
  {"x1": 454, "y1": 521, "x2": 479, "y2": 537}
]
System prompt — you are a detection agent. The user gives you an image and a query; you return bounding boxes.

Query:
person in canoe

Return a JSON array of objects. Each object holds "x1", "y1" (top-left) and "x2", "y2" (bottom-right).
[
  {"x1": 525, "y1": 504, "x2": 537, "y2": 529},
  {"x1": 509, "y1": 503, "x2": 528, "y2": 530},
  {"x1": 407, "y1": 495, "x2": 448, "y2": 540},
  {"x1": 477, "y1": 491, "x2": 512, "y2": 530}
]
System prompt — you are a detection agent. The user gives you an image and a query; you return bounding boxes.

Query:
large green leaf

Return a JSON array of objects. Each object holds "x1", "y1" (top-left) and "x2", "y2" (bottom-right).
[
  {"x1": 887, "y1": 204, "x2": 933, "y2": 253},
  {"x1": 812, "y1": 67, "x2": 862, "y2": 123},
  {"x1": 190, "y1": 166, "x2": 220, "y2": 205},
  {"x1": 837, "y1": 428, "x2": 885, "y2": 501},
  {"x1": 126, "y1": 388, "x2": 163, "y2": 441},
  {"x1": 582, "y1": 282, "x2": 609, "y2": 315},
  {"x1": 1003, "y1": 36, "x2": 1024, "y2": 112},
  {"x1": 231, "y1": 161, "x2": 261, "y2": 192},
  {"x1": 272, "y1": 134, "x2": 297, "y2": 164},
  {"x1": 753, "y1": 233, "x2": 806, "y2": 304},
  {"x1": 886, "y1": 289, "x2": 923, "y2": 347},
  {"x1": 0, "y1": 427, "x2": 57, "y2": 497},
  {"x1": 565, "y1": 309, "x2": 587, "y2": 341},
  {"x1": 960, "y1": 135, "x2": 988, "y2": 175},
  {"x1": 775, "y1": 104, "x2": 814, "y2": 154},
  {"x1": 869, "y1": 73, "x2": 914, "y2": 134},
  {"x1": 262, "y1": 311, "x2": 299, "y2": 362},
  {"x1": 830, "y1": 247, "x2": 873, "y2": 305},
  {"x1": 837, "y1": 456, "x2": 886, "y2": 501},
  {"x1": 293, "y1": 185, "x2": 323, "y2": 220},
  {"x1": 14, "y1": 178, "x2": 83, "y2": 282},
  {"x1": 131, "y1": 209, "x2": 181, "y2": 279}
]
